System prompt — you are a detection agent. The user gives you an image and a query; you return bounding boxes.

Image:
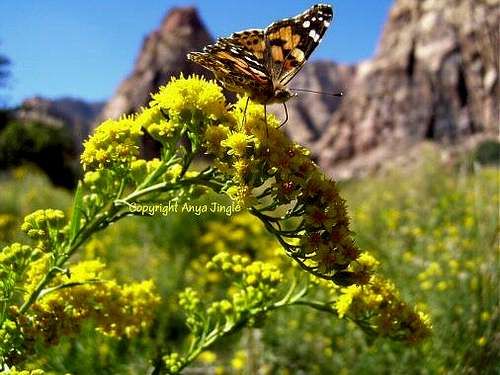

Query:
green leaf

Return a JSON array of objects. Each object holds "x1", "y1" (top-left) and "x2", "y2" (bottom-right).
[{"x1": 69, "y1": 181, "x2": 83, "y2": 241}]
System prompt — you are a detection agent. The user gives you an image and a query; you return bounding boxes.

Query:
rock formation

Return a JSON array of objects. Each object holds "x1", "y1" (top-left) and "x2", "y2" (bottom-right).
[
  {"x1": 97, "y1": 6, "x2": 213, "y2": 123},
  {"x1": 317, "y1": 0, "x2": 499, "y2": 178},
  {"x1": 273, "y1": 61, "x2": 355, "y2": 151},
  {"x1": 15, "y1": 96, "x2": 103, "y2": 153}
]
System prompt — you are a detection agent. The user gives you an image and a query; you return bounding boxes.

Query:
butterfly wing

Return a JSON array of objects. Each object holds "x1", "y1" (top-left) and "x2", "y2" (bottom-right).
[
  {"x1": 222, "y1": 29, "x2": 267, "y2": 62},
  {"x1": 265, "y1": 4, "x2": 333, "y2": 85},
  {"x1": 187, "y1": 40, "x2": 273, "y2": 98}
]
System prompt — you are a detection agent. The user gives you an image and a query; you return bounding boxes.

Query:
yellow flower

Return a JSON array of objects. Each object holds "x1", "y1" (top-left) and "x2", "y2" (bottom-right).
[
  {"x1": 356, "y1": 253, "x2": 380, "y2": 270},
  {"x1": 335, "y1": 285, "x2": 358, "y2": 318},
  {"x1": 436, "y1": 281, "x2": 448, "y2": 291},
  {"x1": 130, "y1": 159, "x2": 148, "y2": 183},
  {"x1": 204, "y1": 124, "x2": 230, "y2": 155},
  {"x1": 150, "y1": 75, "x2": 227, "y2": 120},
  {"x1": 135, "y1": 105, "x2": 163, "y2": 129},
  {"x1": 230, "y1": 350, "x2": 247, "y2": 370},
  {"x1": 2, "y1": 368, "x2": 46, "y2": 375},
  {"x1": 23, "y1": 260, "x2": 161, "y2": 345},
  {"x1": 147, "y1": 120, "x2": 178, "y2": 142},
  {"x1": 81, "y1": 116, "x2": 142, "y2": 171},
  {"x1": 221, "y1": 132, "x2": 256, "y2": 157},
  {"x1": 198, "y1": 350, "x2": 217, "y2": 364},
  {"x1": 481, "y1": 311, "x2": 491, "y2": 321},
  {"x1": 336, "y1": 275, "x2": 431, "y2": 343},
  {"x1": 232, "y1": 96, "x2": 279, "y2": 136}
]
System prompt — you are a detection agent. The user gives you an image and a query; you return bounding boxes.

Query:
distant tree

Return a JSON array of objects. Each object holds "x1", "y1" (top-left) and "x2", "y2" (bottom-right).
[
  {"x1": 0, "y1": 44, "x2": 10, "y2": 87},
  {"x1": 0, "y1": 55, "x2": 8, "y2": 85},
  {"x1": 0, "y1": 120, "x2": 78, "y2": 188},
  {"x1": 0, "y1": 43, "x2": 10, "y2": 88},
  {"x1": 0, "y1": 42, "x2": 10, "y2": 109}
]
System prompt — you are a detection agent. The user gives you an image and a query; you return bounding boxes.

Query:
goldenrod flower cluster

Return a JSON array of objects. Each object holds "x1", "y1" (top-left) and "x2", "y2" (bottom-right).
[
  {"x1": 201, "y1": 96, "x2": 361, "y2": 281},
  {"x1": 81, "y1": 117, "x2": 142, "y2": 171},
  {"x1": 335, "y1": 274, "x2": 432, "y2": 344},
  {"x1": 78, "y1": 75, "x2": 362, "y2": 284},
  {"x1": 302, "y1": 251, "x2": 431, "y2": 343},
  {"x1": 207, "y1": 252, "x2": 282, "y2": 301},
  {"x1": 181, "y1": 252, "x2": 282, "y2": 329},
  {"x1": 0, "y1": 243, "x2": 34, "y2": 276},
  {"x1": 163, "y1": 352, "x2": 184, "y2": 374},
  {"x1": 17, "y1": 259, "x2": 160, "y2": 348},
  {"x1": 149, "y1": 74, "x2": 226, "y2": 121},
  {"x1": 20, "y1": 209, "x2": 66, "y2": 253},
  {"x1": 0, "y1": 318, "x2": 23, "y2": 365},
  {"x1": 165, "y1": 252, "x2": 283, "y2": 373}
]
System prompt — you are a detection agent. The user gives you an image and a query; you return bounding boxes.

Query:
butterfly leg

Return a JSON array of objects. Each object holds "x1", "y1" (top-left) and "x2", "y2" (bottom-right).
[
  {"x1": 278, "y1": 103, "x2": 289, "y2": 128},
  {"x1": 242, "y1": 96, "x2": 250, "y2": 127},
  {"x1": 160, "y1": 108, "x2": 170, "y2": 121},
  {"x1": 264, "y1": 104, "x2": 269, "y2": 137}
]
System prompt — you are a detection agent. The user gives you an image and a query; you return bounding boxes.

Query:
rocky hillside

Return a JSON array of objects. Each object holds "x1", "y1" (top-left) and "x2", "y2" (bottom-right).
[
  {"x1": 272, "y1": 61, "x2": 355, "y2": 151},
  {"x1": 15, "y1": 97, "x2": 104, "y2": 153},
  {"x1": 97, "y1": 6, "x2": 213, "y2": 123},
  {"x1": 317, "y1": 0, "x2": 499, "y2": 178}
]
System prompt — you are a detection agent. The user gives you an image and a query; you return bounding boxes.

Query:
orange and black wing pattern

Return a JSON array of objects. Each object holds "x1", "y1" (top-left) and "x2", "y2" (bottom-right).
[
  {"x1": 265, "y1": 4, "x2": 333, "y2": 84},
  {"x1": 187, "y1": 4, "x2": 334, "y2": 102},
  {"x1": 188, "y1": 40, "x2": 273, "y2": 98}
]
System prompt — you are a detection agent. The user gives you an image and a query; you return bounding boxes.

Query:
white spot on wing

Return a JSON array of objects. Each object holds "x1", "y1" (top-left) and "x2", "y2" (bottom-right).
[
  {"x1": 308, "y1": 29, "x2": 320, "y2": 42},
  {"x1": 324, "y1": 20, "x2": 331, "y2": 27},
  {"x1": 303, "y1": 20, "x2": 311, "y2": 28}
]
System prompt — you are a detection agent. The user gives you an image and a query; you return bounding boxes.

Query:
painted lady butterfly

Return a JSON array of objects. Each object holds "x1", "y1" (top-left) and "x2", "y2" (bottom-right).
[{"x1": 188, "y1": 4, "x2": 334, "y2": 106}]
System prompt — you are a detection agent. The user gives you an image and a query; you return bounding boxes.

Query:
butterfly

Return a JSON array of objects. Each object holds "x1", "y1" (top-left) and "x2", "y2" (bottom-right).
[{"x1": 187, "y1": 4, "x2": 334, "y2": 108}]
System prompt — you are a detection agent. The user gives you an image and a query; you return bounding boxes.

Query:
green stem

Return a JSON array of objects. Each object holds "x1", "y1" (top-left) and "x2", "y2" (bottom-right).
[
  {"x1": 284, "y1": 300, "x2": 337, "y2": 315},
  {"x1": 18, "y1": 200, "x2": 121, "y2": 314},
  {"x1": 167, "y1": 295, "x2": 339, "y2": 374}
]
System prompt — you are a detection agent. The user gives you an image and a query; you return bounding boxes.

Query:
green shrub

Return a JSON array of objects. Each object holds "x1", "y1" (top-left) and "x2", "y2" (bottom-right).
[
  {"x1": 472, "y1": 139, "x2": 500, "y2": 166},
  {"x1": 0, "y1": 120, "x2": 77, "y2": 188}
]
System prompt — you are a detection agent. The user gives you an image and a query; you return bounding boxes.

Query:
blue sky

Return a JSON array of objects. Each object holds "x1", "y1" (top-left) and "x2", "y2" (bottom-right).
[{"x1": 0, "y1": 1, "x2": 393, "y2": 106}]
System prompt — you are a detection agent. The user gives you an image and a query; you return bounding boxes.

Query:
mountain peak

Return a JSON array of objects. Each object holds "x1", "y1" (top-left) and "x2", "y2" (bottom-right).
[
  {"x1": 97, "y1": 6, "x2": 213, "y2": 123},
  {"x1": 160, "y1": 6, "x2": 206, "y2": 33}
]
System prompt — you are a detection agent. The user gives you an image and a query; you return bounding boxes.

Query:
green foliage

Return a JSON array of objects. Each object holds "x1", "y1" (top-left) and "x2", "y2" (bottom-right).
[
  {"x1": 0, "y1": 167, "x2": 72, "y2": 246},
  {"x1": 0, "y1": 155, "x2": 497, "y2": 373},
  {"x1": 0, "y1": 120, "x2": 76, "y2": 188},
  {"x1": 343, "y1": 156, "x2": 499, "y2": 373},
  {"x1": 472, "y1": 139, "x2": 500, "y2": 166}
]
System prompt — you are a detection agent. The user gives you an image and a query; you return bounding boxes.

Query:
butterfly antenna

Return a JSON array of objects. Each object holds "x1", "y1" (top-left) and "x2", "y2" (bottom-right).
[{"x1": 290, "y1": 88, "x2": 343, "y2": 97}]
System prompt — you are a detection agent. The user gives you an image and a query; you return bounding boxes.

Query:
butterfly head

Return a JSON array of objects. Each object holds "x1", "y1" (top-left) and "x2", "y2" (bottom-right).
[{"x1": 268, "y1": 85, "x2": 297, "y2": 104}]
